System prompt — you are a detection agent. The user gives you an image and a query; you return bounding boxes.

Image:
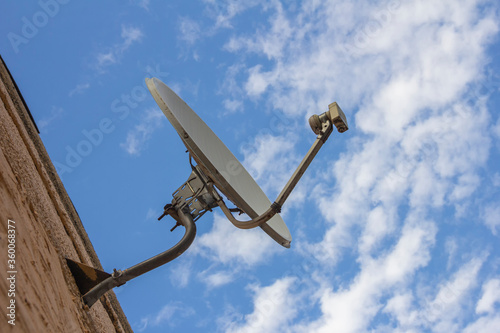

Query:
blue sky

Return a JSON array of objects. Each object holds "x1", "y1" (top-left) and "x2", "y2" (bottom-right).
[{"x1": 2, "y1": 0, "x2": 500, "y2": 332}]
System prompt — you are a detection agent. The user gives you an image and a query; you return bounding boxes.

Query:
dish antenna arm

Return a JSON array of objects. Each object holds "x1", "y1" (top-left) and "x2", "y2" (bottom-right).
[
  {"x1": 214, "y1": 102, "x2": 348, "y2": 229},
  {"x1": 66, "y1": 206, "x2": 196, "y2": 308}
]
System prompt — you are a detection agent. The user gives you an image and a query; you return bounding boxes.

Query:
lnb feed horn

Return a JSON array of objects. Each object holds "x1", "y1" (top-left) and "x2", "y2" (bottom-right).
[{"x1": 309, "y1": 102, "x2": 348, "y2": 135}]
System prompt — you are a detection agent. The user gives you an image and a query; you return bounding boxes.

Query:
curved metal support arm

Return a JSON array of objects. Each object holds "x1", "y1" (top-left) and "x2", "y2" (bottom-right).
[
  {"x1": 213, "y1": 120, "x2": 333, "y2": 230},
  {"x1": 82, "y1": 208, "x2": 196, "y2": 307},
  {"x1": 213, "y1": 186, "x2": 279, "y2": 229}
]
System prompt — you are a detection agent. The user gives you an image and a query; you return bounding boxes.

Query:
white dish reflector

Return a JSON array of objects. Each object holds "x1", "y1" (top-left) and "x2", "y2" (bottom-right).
[{"x1": 146, "y1": 78, "x2": 292, "y2": 247}]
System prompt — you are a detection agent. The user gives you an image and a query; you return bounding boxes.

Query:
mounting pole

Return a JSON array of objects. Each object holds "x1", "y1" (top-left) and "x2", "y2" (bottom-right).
[
  {"x1": 67, "y1": 206, "x2": 196, "y2": 308},
  {"x1": 82, "y1": 207, "x2": 195, "y2": 307}
]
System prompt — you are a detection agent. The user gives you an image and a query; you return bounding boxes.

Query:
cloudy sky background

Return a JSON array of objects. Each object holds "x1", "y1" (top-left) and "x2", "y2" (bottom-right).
[{"x1": 2, "y1": 0, "x2": 500, "y2": 332}]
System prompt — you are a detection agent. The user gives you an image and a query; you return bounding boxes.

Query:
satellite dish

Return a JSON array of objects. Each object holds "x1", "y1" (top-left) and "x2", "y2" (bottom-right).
[
  {"x1": 66, "y1": 77, "x2": 348, "y2": 307},
  {"x1": 145, "y1": 78, "x2": 291, "y2": 247}
]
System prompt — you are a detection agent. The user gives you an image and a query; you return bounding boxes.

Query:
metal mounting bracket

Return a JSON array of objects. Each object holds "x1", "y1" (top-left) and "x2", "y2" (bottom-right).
[
  {"x1": 66, "y1": 164, "x2": 217, "y2": 308},
  {"x1": 170, "y1": 164, "x2": 218, "y2": 221}
]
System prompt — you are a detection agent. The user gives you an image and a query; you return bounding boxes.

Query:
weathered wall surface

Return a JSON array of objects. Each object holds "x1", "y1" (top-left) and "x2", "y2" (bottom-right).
[{"x1": 0, "y1": 56, "x2": 132, "y2": 332}]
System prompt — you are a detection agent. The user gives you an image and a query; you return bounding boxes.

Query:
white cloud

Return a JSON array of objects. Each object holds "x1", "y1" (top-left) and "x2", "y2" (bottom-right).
[
  {"x1": 241, "y1": 132, "x2": 297, "y2": 188},
  {"x1": 238, "y1": 128, "x2": 310, "y2": 219},
  {"x1": 222, "y1": 277, "x2": 297, "y2": 333},
  {"x1": 37, "y1": 106, "x2": 64, "y2": 132},
  {"x1": 121, "y1": 108, "x2": 164, "y2": 156},
  {"x1": 482, "y1": 202, "x2": 500, "y2": 235},
  {"x1": 377, "y1": 254, "x2": 487, "y2": 332},
  {"x1": 222, "y1": 0, "x2": 498, "y2": 119},
  {"x1": 223, "y1": 0, "x2": 497, "y2": 268},
  {"x1": 218, "y1": 64, "x2": 247, "y2": 114},
  {"x1": 178, "y1": 17, "x2": 201, "y2": 45},
  {"x1": 202, "y1": 0, "x2": 262, "y2": 29},
  {"x1": 358, "y1": 205, "x2": 396, "y2": 256},
  {"x1": 419, "y1": 256, "x2": 486, "y2": 332},
  {"x1": 95, "y1": 25, "x2": 143, "y2": 71},
  {"x1": 383, "y1": 292, "x2": 417, "y2": 328},
  {"x1": 463, "y1": 314, "x2": 500, "y2": 333},
  {"x1": 139, "y1": 301, "x2": 195, "y2": 331},
  {"x1": 449, "y1": 173, "x2": 481, "y2": 202},
  {"x1": 68, "y1": 83, "x2": 90, "y2": 97},
  {"x1": 245, "y1": 65, "x2": 273, "y2": 96},
  {"x1": 476, "y1": 278, "x2": 500, "y2": 314},
  {"x1": 222, "y1": 98, "x2": 243, "y2": 114},
  {"x1": 96, "y1": 51, "x2": 116, "y2": 68},
  {"x1": 121, "y1": 26, "x2": 143, "y2": 49},
  {"x1": 379, "y1": 251, "x2": 486, "y2": 333},
  {"x1": 201, "y1": 0, "x2": 499, "y2": 331},
  {"x1": 193, "y1": 213, "x2": 277, "y2": 266},
  {"x1": 169, "y1": 260, "x2": 191, "y2": 288},
  {"x1": 224, "y1": 1, "x2": 291, "y2": 60},
  {"x1": 302, "y1": 218, "x2": 436, "y2": 333},
  {"x1": 199, "y1": 270, "x2": 234, "y2": 288}
]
